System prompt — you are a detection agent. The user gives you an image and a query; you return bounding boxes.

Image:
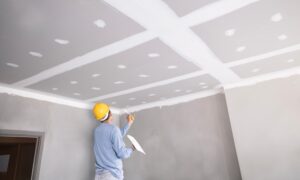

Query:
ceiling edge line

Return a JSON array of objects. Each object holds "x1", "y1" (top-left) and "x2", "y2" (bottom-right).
[{"x1": 0, "y1": 83, "x2": 121, "y2": 114}]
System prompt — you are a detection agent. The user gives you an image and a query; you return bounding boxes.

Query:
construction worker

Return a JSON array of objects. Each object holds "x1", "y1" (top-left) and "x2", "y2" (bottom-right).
[{"x1": 93, "y1": 103, "x2": 135, "y2": 180}]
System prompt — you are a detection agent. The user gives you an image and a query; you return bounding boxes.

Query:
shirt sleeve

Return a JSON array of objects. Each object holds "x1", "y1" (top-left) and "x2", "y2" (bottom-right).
[
  {"x1": 120, "y1": 122, "x2": 131, "y2": 137},
  {"x1": 112, "y1": 127, "x2": 133, "y2": 159}
]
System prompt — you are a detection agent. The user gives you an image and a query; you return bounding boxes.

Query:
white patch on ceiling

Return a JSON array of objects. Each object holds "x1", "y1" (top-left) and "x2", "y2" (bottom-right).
[
  {"x1": 167, "y1": 65, "x2": 177, "y2": 69},
  {"x1": 277, "y1": 34, "x2": 287, "y2": 41},
  {"x1": 287, "y1": 59, "x2": 295, "y2": 63},
  {"x1": 111, "y1": 101, "x2": 117, "y2": 105},
  {"x1": 148, "y1": 53, "x2": 160, "y2": 58},
  {"x1": 114, "y1": 81, "x2": 125, "y2": 84},
  {"x1": 29, "y1": 51, "x2": 43, "y2": 58},
  {"x1": 236, "y1": 46, "x2": 246, "y2": 52},
  {"x1": 52, "y1": 87, "x2": 58, "y2": 91},
  {"x1": 70, "y1": 81, "x2": 78, "y2": 85},
  {"x1": 138, "y1": 74, "x2": 150, "y2": 78},
  {"x1": 129, "y1": 97, "x2": 136, "y2": 100},
  {"x1": 92, "y1": 73, "x2": 101, "y2": 78},
  {"x1": 202, "y1": 85, "x2": 208, "y2": 89},
  {"x1": 91, "y1": 87, "x2": 101, "y2": 91},
  {"x1": 94, "y1": 19, "x2": 106, "y2": 28},
  {"x1": 270, "y1": 13, "x2": 282, "y2": 22},
  {"x1": 73, "y1": 92, "x2": 80, "y2": 96},
  {"x1": 225, "y1": 28, "x2": 236, "y2": 37},
  {"x1": 251, "y1": 68, "x2": 260, "y2": 73},
  {"x1": 199, "y1": 82, "x2": 206, "y2": 85},
  {"x1": 117, "y1": 64, "x2": 127, "y2": 69},
  {"x1": 54, "y1": 39, "x2": 70, "y2": 45},
  {"x1": 6, "y1": 62, "x2": 19, "y2": 68},
  {"x1": 174, "y1": 89, "x2": 181, "y2": 93},
  {"x1": 148, "y1": 93, "x2": 156, "y2": 97}
]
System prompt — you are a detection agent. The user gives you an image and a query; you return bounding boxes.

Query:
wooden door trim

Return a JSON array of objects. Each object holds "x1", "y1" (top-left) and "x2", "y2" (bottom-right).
[{"x1": 0, "y1": 129, "x2": 45, "y2": 180}]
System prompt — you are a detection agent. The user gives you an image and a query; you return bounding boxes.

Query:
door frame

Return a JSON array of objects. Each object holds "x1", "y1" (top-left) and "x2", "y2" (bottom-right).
[{"x1": 0, "y1": 129, "x2": 45, "y2": 180}]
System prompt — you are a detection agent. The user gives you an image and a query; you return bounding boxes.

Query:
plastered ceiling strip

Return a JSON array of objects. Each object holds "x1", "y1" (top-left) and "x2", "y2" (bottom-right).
[
  {"x1": 104, "y1": 0, "x2": 240, "y2": 85},
  {"x1": 122, "y1": 66, "x2": 300, "y2": 113},
  {"x1": 181, "y1": 0, "x2": 260, "y2": 27},
  {"x1": 226, "y1": 44, "x2": 300, "y2": 67},
  {"x1": 223, "y1": 66, "x2": 300, "y2": 89},
  {"x1": 0, "y1": 83, "x2": 121, "y2": 114},
  {"x1": 86, "y1": 70, "x2": 206, "y2": 102},
  {"x1": 122, "y1": 89, "x2": 222, "y2": 113},
  {"x1": 13, "y1": 31, "x2": 156, "y2": 87}
]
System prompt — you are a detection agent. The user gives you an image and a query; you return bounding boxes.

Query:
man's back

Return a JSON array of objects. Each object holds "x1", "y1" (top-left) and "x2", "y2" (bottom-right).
[{"x1": 94, "y1": 123, "x2": 132, "y2": 180}]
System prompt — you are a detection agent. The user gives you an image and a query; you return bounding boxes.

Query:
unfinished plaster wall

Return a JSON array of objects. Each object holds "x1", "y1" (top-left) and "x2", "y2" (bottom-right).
[
  {"x1": 0, "y1": 94, "x2": 119, "y2": 180},
  {"x1": 224, "y1": 75, "x2": 300, "y2": 180},
  {"x1": 121, "y1": 94, "x2": 241, "y2": 180}
]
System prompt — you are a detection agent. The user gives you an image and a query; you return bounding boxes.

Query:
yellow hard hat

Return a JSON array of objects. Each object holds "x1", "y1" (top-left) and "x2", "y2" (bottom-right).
[{"x1": 93, "y1": 103, "x2": 110, "y2": 121}]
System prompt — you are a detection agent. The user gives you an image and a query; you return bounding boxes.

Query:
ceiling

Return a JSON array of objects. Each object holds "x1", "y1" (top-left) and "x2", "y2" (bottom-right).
[{"x1": 1, "y1": 0, "x2": 300, "y2": 110}]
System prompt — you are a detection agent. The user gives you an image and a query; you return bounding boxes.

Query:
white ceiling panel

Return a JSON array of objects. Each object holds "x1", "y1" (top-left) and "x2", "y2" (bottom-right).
[
  {"x1": 231, "y1": 50, "x2": 300, "y2": 78},
  {"x1": 27, "y1": 39, "x2": 200, "y2": 99},
  {"x1": 0, "y1": 0, "x2": 144, "y2": 83},
  {"x1": 192, "y1": 0, "x2": 300, "y2": 62},
  {"x1": 97, "y1": 74, "x2": 219, "y2": 108}
]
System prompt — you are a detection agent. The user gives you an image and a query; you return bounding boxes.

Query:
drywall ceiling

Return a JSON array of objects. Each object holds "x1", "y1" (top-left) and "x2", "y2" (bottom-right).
[{"x1": 1, "y1": 0, "x2": 300, "y2": 110}]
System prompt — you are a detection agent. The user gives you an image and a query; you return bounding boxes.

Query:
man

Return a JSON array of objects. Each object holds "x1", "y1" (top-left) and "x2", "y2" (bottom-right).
[{"x1": 93, "y1": 103, "x2": 135, "y2": 180}]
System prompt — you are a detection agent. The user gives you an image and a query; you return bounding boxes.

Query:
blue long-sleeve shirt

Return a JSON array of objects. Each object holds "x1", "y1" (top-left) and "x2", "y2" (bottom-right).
[{"x1": 93, "y1": 122, "x2": 133, "y2": 180}]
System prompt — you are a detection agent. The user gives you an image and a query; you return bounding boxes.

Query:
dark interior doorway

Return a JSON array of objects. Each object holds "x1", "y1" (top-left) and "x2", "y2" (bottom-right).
[{"x1": 0, "y1": 136, "x2": 39, "y2": 180}]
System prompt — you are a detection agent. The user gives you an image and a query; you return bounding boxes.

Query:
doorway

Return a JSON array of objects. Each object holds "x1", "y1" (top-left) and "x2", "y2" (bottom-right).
[{"x1": 0, "y1": 136, "x2": 39, "y2": 180}]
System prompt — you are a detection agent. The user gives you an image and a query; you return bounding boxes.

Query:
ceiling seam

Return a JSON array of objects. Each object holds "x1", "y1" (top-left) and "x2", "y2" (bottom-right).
[
  {"x1": 86, "y1": 70, "x2": 206, "y2": 102},
  {"x1": 120, "y1": 88, "x2": 222, "y2": 113},
  {"x1": 181, "y1": 0, "x2": 260, "y2": 27},
  {"x1": 120, "y1": 66, "x2": 300, "y2": 113},
  {"x1": 13, "y1": 31, "x2": 156, "y2": 87},
  {"x1": 226, "y1": 44, "x2": 300, "y2": 67}
]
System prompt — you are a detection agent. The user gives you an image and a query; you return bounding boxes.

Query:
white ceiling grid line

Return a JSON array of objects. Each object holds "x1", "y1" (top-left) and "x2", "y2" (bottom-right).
[
  {"x1": 104, "y1": 0, "x2": 240, "y2": 84},
  {"x1": 181, "y1": 0, "x2": 260, "y2": 27},
  {"x1": 124, "y1": 88, "x2": 222, "y2": 113},
  {"x1": 226, "y1": 44, "x2": 300, "y2": 67},
  {"x1": 87, "y1": 70, "x2": 206, "y2": 102},
  {"x1": 223, "y1": 66, "x2": 300, "y2": 89},
  {"x1": 13, "y1": 31, "x2": 156, "y2": 87}
]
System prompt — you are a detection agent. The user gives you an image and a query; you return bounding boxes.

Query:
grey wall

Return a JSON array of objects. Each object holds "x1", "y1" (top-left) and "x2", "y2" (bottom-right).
[
  {"x1": 0, "y1": 94, "x2": 119, "y2": 180},
  {"x1": 121, "y1": 94, "x2": 241, "y2": 180},
  {"x1": 225, "y1": 75, "x2": 300, "y2": 180}
]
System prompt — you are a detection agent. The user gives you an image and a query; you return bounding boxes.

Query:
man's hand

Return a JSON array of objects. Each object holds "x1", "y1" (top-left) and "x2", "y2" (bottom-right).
[{"x1": 127, "y1": 114, "x2": 135, "y2": 124}]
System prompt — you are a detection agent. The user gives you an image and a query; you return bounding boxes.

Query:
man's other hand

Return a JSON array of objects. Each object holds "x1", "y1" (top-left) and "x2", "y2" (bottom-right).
[{"x1": 127, "y1": 114, "x2": 135, "y2": 124}]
